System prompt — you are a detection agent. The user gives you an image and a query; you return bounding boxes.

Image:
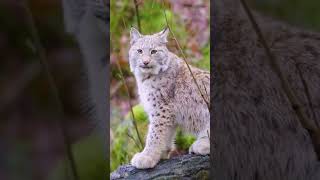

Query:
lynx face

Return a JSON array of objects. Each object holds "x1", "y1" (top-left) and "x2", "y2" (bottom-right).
[{"x1": 129, "y1": 28, "x2": 171, "y2": 75}]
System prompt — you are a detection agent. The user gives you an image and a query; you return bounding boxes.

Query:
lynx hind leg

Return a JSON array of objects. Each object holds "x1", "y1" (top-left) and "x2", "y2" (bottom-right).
[
  {"x1": 161, "y1": 128, "x2": 177, "y2": 159},
  {"x1": 189, "y1": 128, "x2": 210, "y2": 155}
]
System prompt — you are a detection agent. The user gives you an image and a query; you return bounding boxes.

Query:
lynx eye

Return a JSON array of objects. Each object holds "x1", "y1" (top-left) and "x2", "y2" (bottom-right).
[
  {"x1": 151, "y1": 50, "x2": 157, "y2": 54},
  {"x1": 137, "y1": 49, "x2": 143, "y2": 54}
]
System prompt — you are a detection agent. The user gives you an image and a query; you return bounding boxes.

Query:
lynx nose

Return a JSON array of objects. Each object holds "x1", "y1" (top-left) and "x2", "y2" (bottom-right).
[{"x1": 143, "y1": 61, "x2": 149, "y2": 65}]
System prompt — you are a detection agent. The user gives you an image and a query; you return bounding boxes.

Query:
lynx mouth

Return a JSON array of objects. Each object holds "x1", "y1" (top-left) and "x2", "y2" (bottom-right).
[{"x1": 139, "y1": 65, "x2": 153, "y2": 69}]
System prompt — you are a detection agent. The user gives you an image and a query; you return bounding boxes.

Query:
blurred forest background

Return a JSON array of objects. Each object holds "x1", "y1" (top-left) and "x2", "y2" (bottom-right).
[
  {"x1": 110, "y1": 0, "x2": 320, "y2": 172},
  {"x1": 109, "y1": 0, "x2": 210, "y2": 172},
  {"x1": 0, "y1": 0, "x2": 320, "y2": 179}
]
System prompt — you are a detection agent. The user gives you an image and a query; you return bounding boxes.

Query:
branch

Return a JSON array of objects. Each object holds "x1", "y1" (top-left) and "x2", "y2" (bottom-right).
[
  {"x1": 133, "y1": 0, "x2": 142, "y2": 32},
  {"x1": 110, "y1": 80, "x2": 124, "y2": 99},
  {"x1": 113, "y1": 6, "x2": 144, "y2": 150},
  {"x1": 110, "y1": 154, "x2": 210, "y2": 179},
  {"x1": 115, "y1": 60, "x2": 144, "y2": 150}
]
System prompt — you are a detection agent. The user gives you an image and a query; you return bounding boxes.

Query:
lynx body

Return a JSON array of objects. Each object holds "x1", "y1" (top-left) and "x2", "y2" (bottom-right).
[{"x1": 129, "y1": 27, "x2": 210, "y2": 169}]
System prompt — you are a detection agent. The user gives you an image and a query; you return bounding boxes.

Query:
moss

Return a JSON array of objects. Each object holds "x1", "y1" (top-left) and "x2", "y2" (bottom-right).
[{"x1": 194, "y1": 170, "x2": 209, "y2": 180}]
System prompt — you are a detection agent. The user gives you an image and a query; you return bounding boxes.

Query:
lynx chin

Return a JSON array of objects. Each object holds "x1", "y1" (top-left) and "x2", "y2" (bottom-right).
[{"x1": 129, "y1": 27, "x2": 210, "y2": 169}]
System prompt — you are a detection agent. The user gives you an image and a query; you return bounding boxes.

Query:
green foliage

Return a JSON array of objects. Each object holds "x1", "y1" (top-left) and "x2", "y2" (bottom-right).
[
  {"x1": 110, "y1": 0, "x2": 130, "y2": 44},
  {"x1": 124, "y1": 104, "x2": 148, "y2": 123},
  {"x1": 175, "y1": 128, "x2": 196, "y2": 151},
  {"x1": 193, "y1": 43, "x2": 210, "y2": 71},
  {"x1": 137, "y1": 1, "x2": 189, "y2": 44},
  {"x1": 48, "y1": 134, "x2": 106, "y2": 180},
  {"x1": 138, "y1": 1, "x2": 172, "y2": 34},
  {"x1": 111, "y1": 124, "x2": 132, "y2": 171},
  {"x1": 110, "y1": 0, "x2": 188, "y2": 49},
  {"x1": 111, "y1": 104, "x2": 149, "y2": 172}
]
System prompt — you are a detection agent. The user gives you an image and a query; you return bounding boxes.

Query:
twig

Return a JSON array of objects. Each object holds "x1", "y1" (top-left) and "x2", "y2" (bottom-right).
[
  {"x1": 133, "y1": 0, "x2": 142, "y2": 32},
  {"x1": 110, "y1": 80, "x2": 124, "y2": 99},
  {"x1": 239, "y1": 0, "x2": 320, "y2": 160},
  {"x1": 115, "y1": 60, "x2": 144, "y2": 150},
  {"x1": 160, "y1": 0, "x2": 210, "y2": 110},
  {"x1": 202, "y1": 81, "x2": 209, "y2": 99},
  {"x1": 19, "y1": 1, "x2": 79, "y2": 179},
  {"x1": 121, "y1": 17, "x2": 128, "y2": 30},
  {"x1": 116, "y1": 13, "x2": 144, "y2": 150},
  {"x1": 127, "y1": 131, "x2": 142, "y2": 150}
]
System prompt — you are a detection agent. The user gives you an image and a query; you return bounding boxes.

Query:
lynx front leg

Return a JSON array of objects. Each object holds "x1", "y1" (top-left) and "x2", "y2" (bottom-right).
[
  {"x1": 189, "y1": 127, "x2": 210, "y2": 155},
  {"x1": 161, "y1": 127, "x2": 176, "y2": 159},
  {"x1": 131, "y1": 118, "x2": 175, "y2": 169}
]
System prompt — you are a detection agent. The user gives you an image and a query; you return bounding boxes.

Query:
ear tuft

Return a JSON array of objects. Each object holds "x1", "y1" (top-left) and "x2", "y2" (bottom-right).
[
  {"x1": 158, "y1": 27, "x2": 170, "y2": 44},
  {"x1": 130, "y1": 27, "x2": 142, "y2": 45}
]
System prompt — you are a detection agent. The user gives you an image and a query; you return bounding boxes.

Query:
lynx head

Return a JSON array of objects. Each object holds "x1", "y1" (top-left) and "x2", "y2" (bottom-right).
[{"x1": 128, "y1": 27, "x2": 170, "y2": 75}]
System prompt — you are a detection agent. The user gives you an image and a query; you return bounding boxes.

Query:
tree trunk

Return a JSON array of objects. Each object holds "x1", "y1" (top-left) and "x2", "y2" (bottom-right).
[{"x1": 110, "y1": 154, "x2": 210, "y2": 180}]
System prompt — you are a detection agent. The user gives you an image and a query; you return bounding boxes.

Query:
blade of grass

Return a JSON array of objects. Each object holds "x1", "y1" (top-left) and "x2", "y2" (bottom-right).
[
  {"x1": 114, "y1": 59, "x2": 144, "y2": 150},
  {"x1": 133, "y1": 0, "x2": 142, "y2": 32}
]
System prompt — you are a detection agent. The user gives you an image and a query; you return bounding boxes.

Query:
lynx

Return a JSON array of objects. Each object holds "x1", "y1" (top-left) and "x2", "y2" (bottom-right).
[{"x1": 128, "y1": 27, "x2": 210, "y2": 169}]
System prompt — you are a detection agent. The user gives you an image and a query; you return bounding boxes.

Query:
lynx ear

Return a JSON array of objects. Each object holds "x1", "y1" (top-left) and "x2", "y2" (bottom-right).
[
  {"x1": 130, "y1": 27, "x2": 142, "y2": 45},
  {"x1": 157, "y1": 27, "x2": 170, "y2": 44}
]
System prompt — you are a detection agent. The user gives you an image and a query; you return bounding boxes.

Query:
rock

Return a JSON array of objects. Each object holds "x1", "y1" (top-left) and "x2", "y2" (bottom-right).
[{"x1": 110, "y1": 154, "x2": 210, "y2": 180}]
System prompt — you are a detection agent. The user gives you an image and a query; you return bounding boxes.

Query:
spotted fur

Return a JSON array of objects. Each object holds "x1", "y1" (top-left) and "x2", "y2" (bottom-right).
[{"x1": 128, "y1": 27, "x2": 210, "y2": 169}]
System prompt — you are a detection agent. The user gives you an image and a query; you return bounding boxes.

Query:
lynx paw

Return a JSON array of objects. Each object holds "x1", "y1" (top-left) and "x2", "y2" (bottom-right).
[
  {"x1": 189, "y1": 138, "x2": 210, "y2": 155},
  {"x1": 131, "y1": 152, "x2": 159, "y2": 169}
]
